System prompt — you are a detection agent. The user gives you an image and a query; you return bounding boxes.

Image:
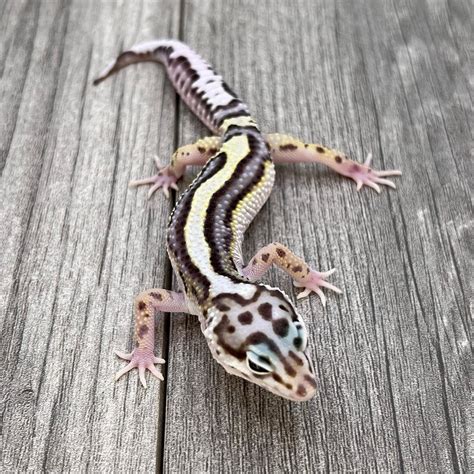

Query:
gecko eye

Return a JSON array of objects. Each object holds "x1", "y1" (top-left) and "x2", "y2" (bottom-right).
[
  {"x1": 294, "y1": 322, "x2": 308, "y2": 351},
  {"x1": 247, "y1": 351, "x2": 273, "y2": 374}
]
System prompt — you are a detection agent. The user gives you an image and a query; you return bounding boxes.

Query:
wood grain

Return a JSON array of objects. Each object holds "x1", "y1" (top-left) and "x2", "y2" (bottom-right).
[
  {"x1": 1, "y1": 0, "x2": 471, "y2": 472},
  {"x1": 163, "y1": 0, "x2": 472, "y2": 472},
  {"x1": 1, "y1": 0, "x2": 180, "y2": 471}
]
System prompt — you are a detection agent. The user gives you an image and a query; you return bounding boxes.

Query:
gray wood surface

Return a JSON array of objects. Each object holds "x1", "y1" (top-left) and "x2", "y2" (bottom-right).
[{"x1": 1, "y1": 0, "x2": 471, "y2": 472}]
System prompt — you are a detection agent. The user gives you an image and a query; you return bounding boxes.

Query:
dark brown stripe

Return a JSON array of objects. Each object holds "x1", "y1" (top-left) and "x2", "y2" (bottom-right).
[
  {"x1": 223, "y1": 124, "x2": 261, "y2": 141},
  {"x1": 216, "y1": 109, "x2": 251, "y2": 124},
  {"x1": 203, "y1": 131, "x2": 269, "y2": 281},
  {"x1": 213, "y1": 286, "x2": 263, "y2": 307},
  {"x1": 167, "y1": 152, "x2": 229, "y2": 303},
  {"x1": 167, "y1": 49, "x2": 249, "y2": 131}
]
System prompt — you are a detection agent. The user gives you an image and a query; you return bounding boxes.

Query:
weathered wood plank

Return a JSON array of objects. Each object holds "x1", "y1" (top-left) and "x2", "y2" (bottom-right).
[
  {"x1": 162, "y1": 0, "x2": 471, "y2": 472},
  {"x1": 1, "y1": 0, "x2": 471, "y2": 472},
  {"x1": 0, "y1": 0, "x2": 180, "y2": 471}
]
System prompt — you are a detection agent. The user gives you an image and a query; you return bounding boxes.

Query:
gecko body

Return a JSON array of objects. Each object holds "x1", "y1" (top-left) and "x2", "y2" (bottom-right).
[{"x1": 94, "y1": 40, "x2": 400, "y2": 401}]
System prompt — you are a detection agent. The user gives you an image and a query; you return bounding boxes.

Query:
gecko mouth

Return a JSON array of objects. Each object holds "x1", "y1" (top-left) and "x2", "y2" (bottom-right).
[{"x1": 231, "y1": 364, "x2": 317, "y2": 401}]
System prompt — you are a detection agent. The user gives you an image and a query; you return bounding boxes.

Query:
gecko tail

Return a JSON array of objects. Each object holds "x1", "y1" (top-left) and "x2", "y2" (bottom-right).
[
  {"x1": 92, "y1": 40, "x2": 172, "y2": 86},
  {"x1": 92, "y1": 39, "x2": 250, "y2": 134}
]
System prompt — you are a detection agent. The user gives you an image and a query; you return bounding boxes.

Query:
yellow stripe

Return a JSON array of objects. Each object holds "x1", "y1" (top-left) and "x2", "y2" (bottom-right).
[{"x1": 183, "y1": 134, "x2": 253, "y2": 296}]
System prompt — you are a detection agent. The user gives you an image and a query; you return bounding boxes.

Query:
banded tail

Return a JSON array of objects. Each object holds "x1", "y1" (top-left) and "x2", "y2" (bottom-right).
[{"x1": 93, "y1": 39, "x2": 250, "y2": 134}]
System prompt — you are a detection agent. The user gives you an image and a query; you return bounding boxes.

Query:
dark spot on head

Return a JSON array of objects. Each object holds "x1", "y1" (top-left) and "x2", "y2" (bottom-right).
[
  {"x1": 261, "y1": 253, "x2": 270, "y2": 262},
  {"x1": 272, "y1": 373, "x2": 284, "y2": 384},
  {"x1": 273, "y1": 318, "x2": 289, "y2": 337},
  {"x1": 285, "y1": 364, "x2": 296, "y2": 377},
  {"x1": 335, "y1": 155, "x2": 343, "y2": 163},
  {"x1": 316, "y1": 146, "x2": 325, "y2": 153},
  {"x1": 138, "y1": 301, "x2": 146, "y2": 310},
  {"x1": 289, "y1": 351, "x2": 304, "y2": 366},
  {"x1": 304, "y1": 375, "x2": 317, "y2": 388},
  {"x1": 296, "y1": 384, "x2": 307, "y2": 397},
  {"x1": 294, "y1": 337, "x2": 303, "y2": 349},
  {"x1": 293, "y1": 265, "x2": 302, "y2": 273},
  {"x1": 228, "y1": 325, "x2": 235, "y2": 333},
  {"x1": 238, "y1": 311, "x2": 253, "y2": 325},
  {"x1": 213, "y1": 314, "x2": 246, "y2": 360},
  {"x1": 276, "y1": 248, "x2": 286, "y2": 258},
  {"x1": 138, "y1": 325, "x2": 149, "y2": 338},
  {"x1": 285, "y1": 383, "x2": 292, "y2": 390},
  {"x1": 258, "y1": 303, "x2": 273, "y2": 320}
]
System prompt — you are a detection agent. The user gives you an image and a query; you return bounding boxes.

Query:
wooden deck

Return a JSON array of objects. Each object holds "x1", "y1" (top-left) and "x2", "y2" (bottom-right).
[{"x1": 1, "y1": 0, "x2": 471, "y2": 472}]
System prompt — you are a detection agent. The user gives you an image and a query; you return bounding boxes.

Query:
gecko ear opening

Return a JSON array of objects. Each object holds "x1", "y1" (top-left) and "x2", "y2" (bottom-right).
[{"x1": 246, "y1": 351, "x2": 273, "y2": 374}]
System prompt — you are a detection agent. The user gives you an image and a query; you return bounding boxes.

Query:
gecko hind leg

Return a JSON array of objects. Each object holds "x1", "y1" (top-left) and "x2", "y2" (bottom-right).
[
  {"x1": 115, "y1": 289, "x2": 191, "y2": 388},
  {"x1": 130, "y1": 136, "x2": 221, "y2": 199}
]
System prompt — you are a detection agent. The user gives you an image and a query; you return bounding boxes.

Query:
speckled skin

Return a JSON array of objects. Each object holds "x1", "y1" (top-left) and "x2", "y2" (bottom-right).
[{"x1": 94, "y1": 39, "x2": 401, "y2": 401}]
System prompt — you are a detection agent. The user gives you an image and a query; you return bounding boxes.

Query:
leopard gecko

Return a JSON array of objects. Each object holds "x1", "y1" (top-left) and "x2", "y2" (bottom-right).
[{"x1": 93, "y1": 39, "x2": 400, "y2": 401}]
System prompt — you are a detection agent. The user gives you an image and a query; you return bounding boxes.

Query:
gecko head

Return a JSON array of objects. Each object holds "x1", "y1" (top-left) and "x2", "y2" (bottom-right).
[{"x1": 206, "y1": 283, "x2": 317, "y2": 401}]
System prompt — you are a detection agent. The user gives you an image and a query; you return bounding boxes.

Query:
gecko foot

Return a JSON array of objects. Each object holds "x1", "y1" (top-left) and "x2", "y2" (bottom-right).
[
  {"x1": 114, "y1": 348, "x2": 165, "y2": 388},
  {"x1": 129, "y1": 155, "x2": 178, "y2": 199},
  {"x1": 293, "y1": 268, "x2": 342, "y2": 307},
  {"x1": 347, "y1": 153, "x2": 402, "y2": 193}
]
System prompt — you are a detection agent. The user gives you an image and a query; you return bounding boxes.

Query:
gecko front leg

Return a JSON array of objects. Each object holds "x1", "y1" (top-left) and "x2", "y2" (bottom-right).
[
  {"x1": 241, "y1": 243, "x2": 342, "y2": 307},
  {"x1": 115, "y1": 289, "x2": 191, "y2": 387},
  {"x1": 130, "y1": 136, "x2": 221, "y2": 198},
  {"x1": 267, "y1": 133, "x2": 402, "y2": 193}
]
